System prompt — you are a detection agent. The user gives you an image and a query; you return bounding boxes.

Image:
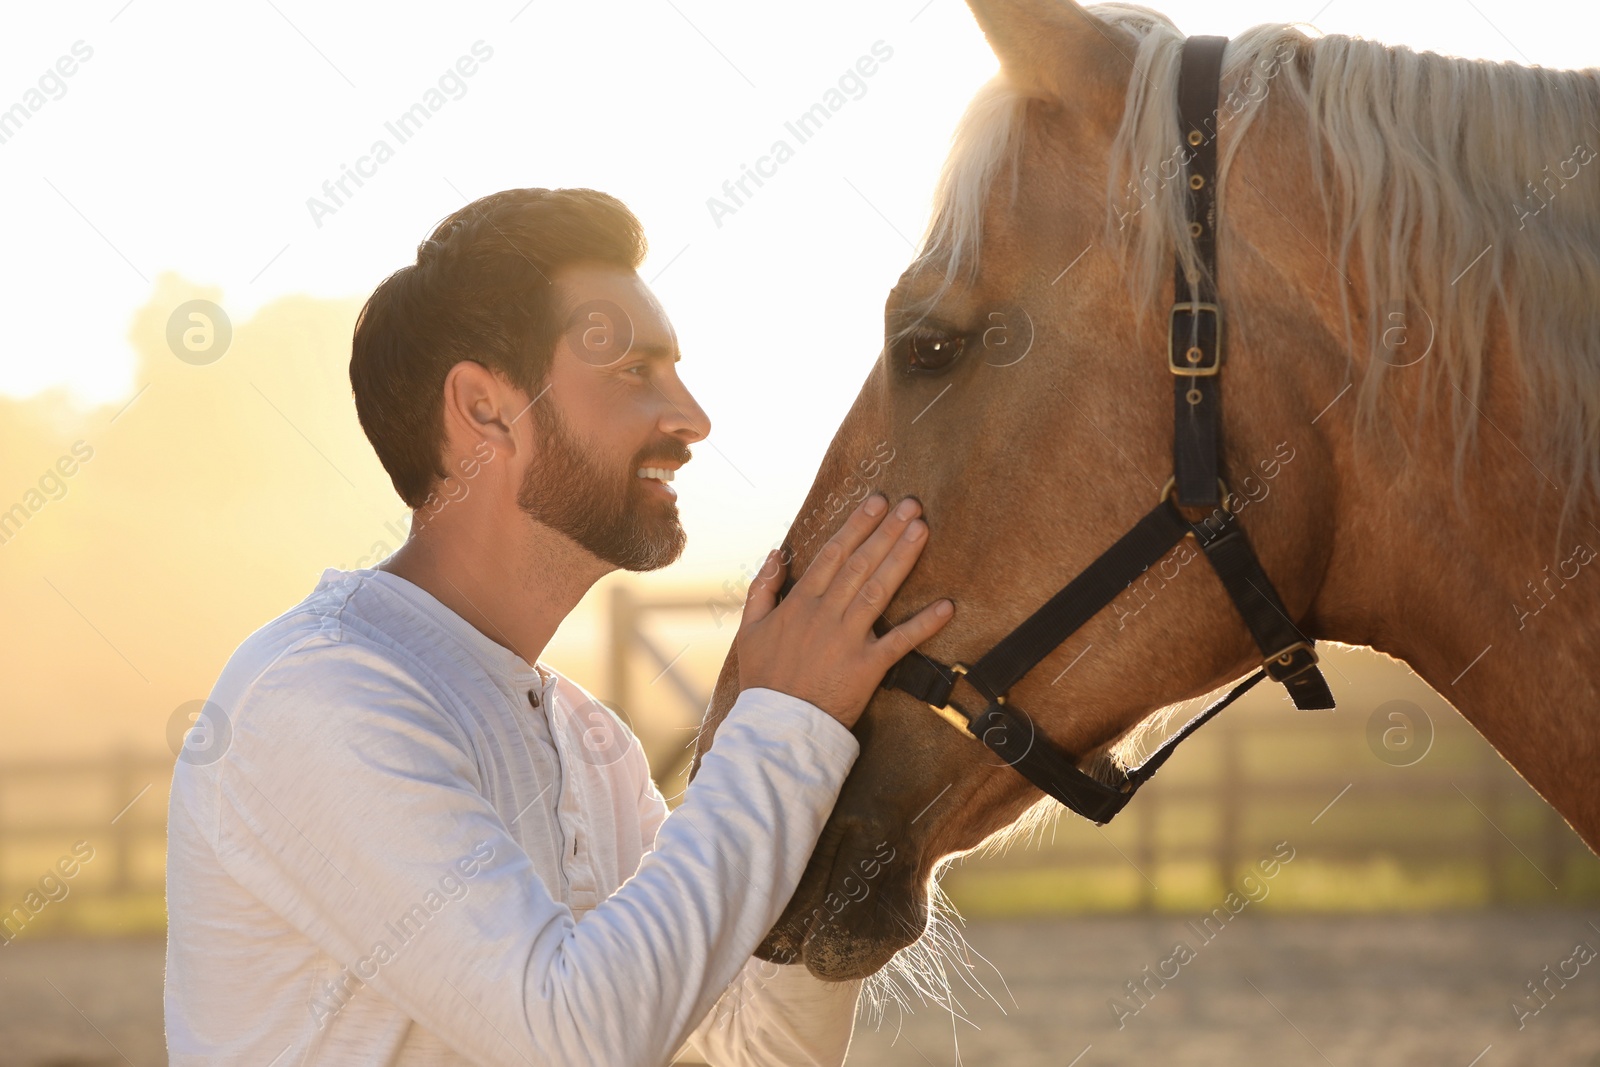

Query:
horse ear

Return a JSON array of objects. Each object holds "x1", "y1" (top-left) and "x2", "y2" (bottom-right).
[{"x1": 963, "y1": 0, "x2": 1130, "y2": 102}]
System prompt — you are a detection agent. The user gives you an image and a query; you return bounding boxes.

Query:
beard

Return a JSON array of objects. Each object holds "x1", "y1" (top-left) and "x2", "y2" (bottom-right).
[{"x1": 516, "y1": 405, "x2": 689, "y2": 572}]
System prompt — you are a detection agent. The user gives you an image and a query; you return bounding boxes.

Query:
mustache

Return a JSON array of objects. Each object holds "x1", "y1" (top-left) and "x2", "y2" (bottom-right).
[{"x1": 633, "y1": 441, "x2": 693, "y2": 468}]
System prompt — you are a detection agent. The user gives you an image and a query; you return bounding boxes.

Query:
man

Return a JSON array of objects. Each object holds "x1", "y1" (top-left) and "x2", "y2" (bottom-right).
[{"x1": 164, "y1": 187, "x2": 953, "y2": 1065}]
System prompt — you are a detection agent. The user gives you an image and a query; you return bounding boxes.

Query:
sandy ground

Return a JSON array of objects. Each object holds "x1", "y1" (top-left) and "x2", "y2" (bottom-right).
[
  {"x1": 3, "y1": 914, "x2": 1597, "y2": 1066},
  {"x1": 847, "y1": 914, "x2": 1600, "y2": 1067}
]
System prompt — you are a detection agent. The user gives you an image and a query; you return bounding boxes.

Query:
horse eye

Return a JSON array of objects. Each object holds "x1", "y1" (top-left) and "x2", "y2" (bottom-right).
[{"x1": 903, "y1": 328, "x2": 966, "y2": 374}]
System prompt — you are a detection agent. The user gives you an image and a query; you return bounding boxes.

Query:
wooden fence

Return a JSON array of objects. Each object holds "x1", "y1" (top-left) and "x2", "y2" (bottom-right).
[
  {"x1": 3, "y1": 592, "x2": 1596, "y2": 925},
  {"x1": 605, "y1": 583, "x2": 742, "y2": 793},
  {"x1": 0, "y1": 751, "x2": 171, "y2": 929},
  {"x1": 604, "y1": 587, "x2": 1598, "y2": 910},
  {"x1": 942, "y1": 690, "x2": 1599, "y2": 911}
]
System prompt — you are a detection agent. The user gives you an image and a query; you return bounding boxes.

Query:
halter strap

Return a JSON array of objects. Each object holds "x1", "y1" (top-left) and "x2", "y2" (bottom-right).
[
  {"x1": 879, "y1": 497, "x2": 1330, "y2": 824},
  {"x1": 1171, "y1": 34, "x2": 1229, "y2": 508}
]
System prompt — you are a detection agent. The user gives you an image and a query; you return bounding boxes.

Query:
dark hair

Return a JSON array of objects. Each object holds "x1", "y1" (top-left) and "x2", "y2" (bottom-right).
[{"x1": 350, "y1": 187, "x2": 647, "y2": 508}]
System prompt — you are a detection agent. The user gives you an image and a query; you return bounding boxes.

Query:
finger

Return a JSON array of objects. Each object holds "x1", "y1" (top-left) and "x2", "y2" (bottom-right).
[
  {"x1": 740, "y1": 550, "x2": 786, "y2": 628},
  {"x1": 792, "y1": 493, "x2": 890, "y2": 598},
  {"x1": 821, "y1": 496, "x2": 922, "y2": 611},
  {"x1": 844, "y1": 516, "x2": 930, "y2": 625},
  {"x1": 871, "y1": 599, "x2": 955, "y2": 667}
]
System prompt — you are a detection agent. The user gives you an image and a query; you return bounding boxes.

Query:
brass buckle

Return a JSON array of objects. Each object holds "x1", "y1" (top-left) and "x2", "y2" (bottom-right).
[
  {"x1": 927, "y1": 662, "x2": 1002, "y2": 740},
  {"x1": 1168, "y1": 302, "x2": 1221, "y2": 377},
  {"x1": 1264, "y1": 640, "x2": 1318, "y2": 682}
]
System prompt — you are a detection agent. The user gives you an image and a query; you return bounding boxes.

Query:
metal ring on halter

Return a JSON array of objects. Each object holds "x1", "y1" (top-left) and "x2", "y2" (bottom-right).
[{"x1": 1159, "y1": 475, "x2": 1233, "y2": 514}]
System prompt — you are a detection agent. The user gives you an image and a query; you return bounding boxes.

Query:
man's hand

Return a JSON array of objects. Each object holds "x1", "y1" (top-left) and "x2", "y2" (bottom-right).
[{"x1": 735, "y1": 493, "x2": 953, "y2": 729}]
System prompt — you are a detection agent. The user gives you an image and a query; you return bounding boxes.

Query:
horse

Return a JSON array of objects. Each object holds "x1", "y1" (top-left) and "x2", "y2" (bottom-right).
[{"x1": 696, "y1": 0, "x2": 1600, "y2": 984}]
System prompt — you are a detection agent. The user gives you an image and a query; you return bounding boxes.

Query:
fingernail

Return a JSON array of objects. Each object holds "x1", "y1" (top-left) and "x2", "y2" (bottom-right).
[
  {"x1": 903, "y1": 520, "x2": 925, "y2": 542},
  {"x1": 863, "y1": 494, "x2": 888, "y2": 516},
  {"x1": 935, "y1": 599, "x2": 954, "y2": 617},
  {"x1": 895, "y1": 498, "x2": 918, "y2": 519}
]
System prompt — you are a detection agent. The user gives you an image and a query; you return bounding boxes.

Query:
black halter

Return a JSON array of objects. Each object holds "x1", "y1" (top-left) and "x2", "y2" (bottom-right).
[{"x1": 872, "y1": 36, "x2": 1334, "y2": 825}]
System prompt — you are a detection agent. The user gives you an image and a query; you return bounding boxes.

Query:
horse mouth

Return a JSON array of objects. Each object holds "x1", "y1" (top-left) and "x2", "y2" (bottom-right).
[{"x1": 753, "y1": 819, "x2": 930, "y2": 981}]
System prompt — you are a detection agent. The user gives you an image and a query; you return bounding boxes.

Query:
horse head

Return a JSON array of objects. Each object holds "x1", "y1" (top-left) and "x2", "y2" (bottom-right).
[{"x1": 697, "y1": 0, "x2": 1600, "y2": 980}]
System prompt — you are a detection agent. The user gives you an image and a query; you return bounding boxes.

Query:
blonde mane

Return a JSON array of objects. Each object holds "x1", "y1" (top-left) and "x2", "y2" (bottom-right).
[{"x1": 918, "y1": 4, "x2": 1600, "y2": 511}]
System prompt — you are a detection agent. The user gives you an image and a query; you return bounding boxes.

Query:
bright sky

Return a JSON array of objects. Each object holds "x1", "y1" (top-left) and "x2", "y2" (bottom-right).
[{"x1": 2, "y1": 0, "x2": 1594, "y2": 585}]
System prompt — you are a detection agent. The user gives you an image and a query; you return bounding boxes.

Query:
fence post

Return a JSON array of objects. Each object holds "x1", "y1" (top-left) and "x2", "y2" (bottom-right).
[
  {"x1": 1542, "y1": 796, "x2": 1567, "y2": 896},
  {"x1": 111, "y1": 746, "x2": 134, "y2": 894},
  {"x1": 1218, "y1": 721, "x2": 1241, "y2": 894},
  {"x1": 1478, "y1": 746, "x2": 1508, "y2": 905},
  {"x1": 1137, "y1": 785, "x2": 1158, "y2": 911},
  {"x1": 608, "y1": 583, "x2": 635, "y2": 717}
]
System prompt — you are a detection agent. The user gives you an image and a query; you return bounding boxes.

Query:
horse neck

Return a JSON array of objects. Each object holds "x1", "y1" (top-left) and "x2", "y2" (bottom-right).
[{"x1": 1310, "y1": 334, "x2": 1600, "y2": 847}]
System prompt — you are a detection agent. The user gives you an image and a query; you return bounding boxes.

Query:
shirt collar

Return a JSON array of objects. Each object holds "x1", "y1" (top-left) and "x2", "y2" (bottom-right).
[{"x1": 333, "y1": 567, "x2": 551, "y2": 689}]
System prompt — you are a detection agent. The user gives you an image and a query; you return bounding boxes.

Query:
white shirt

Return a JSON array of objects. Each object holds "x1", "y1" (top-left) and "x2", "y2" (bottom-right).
[{"x1": 165, "y1": 566, "x2": 863, "y2": 1065}]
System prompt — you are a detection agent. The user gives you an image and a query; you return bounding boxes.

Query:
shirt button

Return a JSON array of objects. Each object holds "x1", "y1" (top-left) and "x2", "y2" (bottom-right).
[{"x1": 528, "y1": 689, "x2": 540, "y2": 709}]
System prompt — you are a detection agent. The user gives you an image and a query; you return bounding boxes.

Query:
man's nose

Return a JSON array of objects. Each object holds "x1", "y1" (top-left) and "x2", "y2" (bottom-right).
[{"x1": 658, "y1": 378, "x2": 711, "y2": 444}]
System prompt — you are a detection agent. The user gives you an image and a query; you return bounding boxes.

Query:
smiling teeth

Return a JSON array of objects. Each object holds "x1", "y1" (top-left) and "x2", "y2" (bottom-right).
[{"x1": 636, "y1": 467, "x2": 675, "y2": 482}]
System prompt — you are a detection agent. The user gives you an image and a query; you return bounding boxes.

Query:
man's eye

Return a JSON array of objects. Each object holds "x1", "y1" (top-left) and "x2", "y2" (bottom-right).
[{"x1": 901, "y1": 328, "x2": 967, "y2": 374}]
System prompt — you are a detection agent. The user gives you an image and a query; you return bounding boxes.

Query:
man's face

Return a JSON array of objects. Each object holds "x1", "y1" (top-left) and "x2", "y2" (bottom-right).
[{"x1": 516, "y1": 264, "x2": 710, "y2": 571}]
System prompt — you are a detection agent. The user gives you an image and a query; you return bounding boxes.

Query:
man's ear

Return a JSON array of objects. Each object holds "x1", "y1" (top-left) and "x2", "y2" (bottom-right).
[{"x1": 440, "y1": 360, "x2": 524, "y2": 465}]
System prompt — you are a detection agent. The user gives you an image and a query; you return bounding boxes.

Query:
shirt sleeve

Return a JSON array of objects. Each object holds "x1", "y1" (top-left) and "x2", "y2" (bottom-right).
[
  {"x1": 633, "y1": 769, "x2": 863, "y2": 1067},
  {"x1": 203, "y1": 634, "x2": 859, "y2": 1066}
]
